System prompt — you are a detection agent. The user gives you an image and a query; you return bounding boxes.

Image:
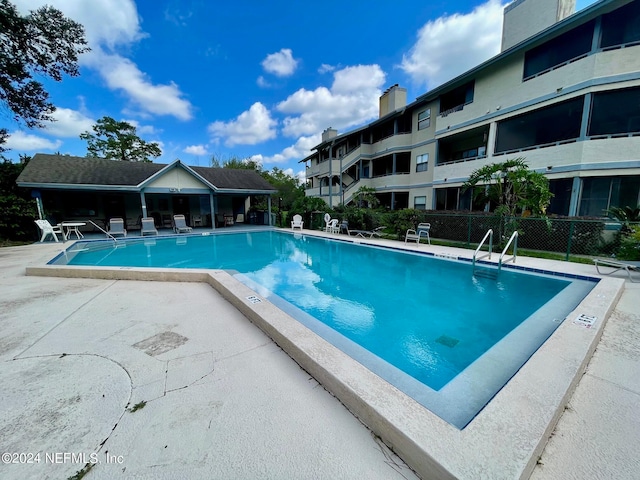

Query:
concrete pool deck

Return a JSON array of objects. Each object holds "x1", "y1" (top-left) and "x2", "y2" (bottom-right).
[{"x1": 1, "y1": 230, "x2": 638, "y2": 479}]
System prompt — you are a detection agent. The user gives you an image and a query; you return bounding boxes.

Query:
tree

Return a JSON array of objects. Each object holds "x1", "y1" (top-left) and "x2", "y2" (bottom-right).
[
  {"x1": 0, "y1": 157, "x2": 36, "y2": 241},
  {"x1": 461, "y1": 158, "x2": 552, "y2": 217},
  {"x1": 262, "y1": 167, "x2": 304, "y2": 211},
  {"x1": 80, "y1": 117, "x2": 162, "y2": 162},
  {"x1": 0, "y1": 0, "x2": 89, "y2": 129}
]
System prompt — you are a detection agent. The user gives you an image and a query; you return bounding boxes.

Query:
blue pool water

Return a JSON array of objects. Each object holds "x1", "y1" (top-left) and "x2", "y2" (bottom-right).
[{"x1": 57, "y1": 230, "x2": 596, "y2": 427}]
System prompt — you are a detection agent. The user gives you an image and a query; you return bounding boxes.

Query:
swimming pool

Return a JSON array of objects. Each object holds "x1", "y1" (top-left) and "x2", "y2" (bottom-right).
[{"x1": 55, "y1": 230, "x2": 596, "y2": 427}]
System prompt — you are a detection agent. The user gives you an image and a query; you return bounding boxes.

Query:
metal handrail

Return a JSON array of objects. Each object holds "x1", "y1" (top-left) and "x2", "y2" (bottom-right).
[
  {"x1": 499, "y1": 231, "x2": 519, "y2": 270},
  {"x1": 86, "y1": 219, "x2": 118, "y2": 242},
  {"x1": 473, "y1": 229, "x2": 493, "y2": 268}
]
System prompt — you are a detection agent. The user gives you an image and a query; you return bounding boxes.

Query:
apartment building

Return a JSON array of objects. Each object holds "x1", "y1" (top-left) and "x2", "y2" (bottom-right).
[{"x1": 300, "y1": 0, "x2": 640, "y2": 217}]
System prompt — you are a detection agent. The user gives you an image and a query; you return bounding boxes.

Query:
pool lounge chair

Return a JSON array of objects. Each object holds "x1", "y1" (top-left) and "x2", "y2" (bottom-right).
[
  {"x1": 173, "y1": 214, "x2": 193, "y2": 234},
  {"x1": 405, "y1": 223, "x2": 431, "y2": 245},
  {"x1": 35, "y1": 219, "x2": 63, "y2": 242},
  {"x1": 140, "y1": 217, "x2": 158, "y2": 236},
  {"x1": 350, "y1": 226, "x2": 385, "y2": 238},
  {"x1": 291, "y1": 214, "x2": 304, "y2": 230},
  {"x1": 108, "y1": 218, "x2": 127, "y2": 238},
  {"x1": 594, "y1": 258, "x2": 639, "y2": 282}
]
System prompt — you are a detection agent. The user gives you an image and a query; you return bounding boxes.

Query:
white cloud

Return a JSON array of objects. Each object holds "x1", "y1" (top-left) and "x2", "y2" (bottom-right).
[
  {"x1": 15, "y1": 0, "x2": 193, "y2": 121},
  {"x1": 208, "y1": 102, "x2": 277, "y2": 146},
  {"x1": 318, "y1": 64, "x2": 335, "y2": 74},
  {"x1": 42, "y1": 107, "x2": 94, "y2": 137},
  {"x1": 256, "y1": 76, "x2": 271, "y2": 88},
  {"x1": 184, "y1": 145, "x2": 208, "y2": 156},
  {"x1": 400, "y1": 0, "x2": 504, "y2": 89},
  {"x1": 261, "y1": 48, "x2": 298, "y2": 77},
  {"x1": 14, "y1": 0, "x2": 144, "y2": 50},
  {"x1": 5, "y1": 131, "x2": 63, "y2": 151},
  {"x1": 276, "y1": 64, "x2": 385, "y2": 137},
  {"x1": 87, "y1": 52, "x2": 193, "y2": 120},
  {"x1": 250, "y1": 134, "x2": 320, "y2": 165}
]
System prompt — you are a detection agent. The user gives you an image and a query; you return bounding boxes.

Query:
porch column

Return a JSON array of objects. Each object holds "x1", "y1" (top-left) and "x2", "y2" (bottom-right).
[
  {"x1": 210, "y1": 192, "x2": 216, "y2": 229},
  {"x1": 139, "y1": 191, "x2": 148, "y2": 218},
  {"x1": 267, "y1": 196, "x2": 272, "y2": 226},
  {"x1": 568, "y1": 177, "x2": 582, "y2": 216}
]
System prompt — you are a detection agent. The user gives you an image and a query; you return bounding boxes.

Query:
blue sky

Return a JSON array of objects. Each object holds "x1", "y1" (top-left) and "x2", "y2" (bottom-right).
[{"x1": 2, "y1": 0, "x2": 598, "y2": 180}]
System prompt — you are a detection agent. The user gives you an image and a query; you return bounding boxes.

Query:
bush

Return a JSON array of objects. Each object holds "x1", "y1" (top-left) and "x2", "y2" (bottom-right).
[{"x1": 616, "y1": 225, "x2": 640, "y2": 260}]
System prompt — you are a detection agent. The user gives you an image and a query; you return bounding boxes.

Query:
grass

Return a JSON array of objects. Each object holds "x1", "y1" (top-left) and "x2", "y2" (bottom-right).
[
  {"x1": 67, "y1": 462, "x2": 94, "y2": 480},
  {"x1": 128, "y1": 400, "x2": 147, "y2": 412},
  {"x1": 0, "y1": 239, "x2": 32, "y2": 247}
]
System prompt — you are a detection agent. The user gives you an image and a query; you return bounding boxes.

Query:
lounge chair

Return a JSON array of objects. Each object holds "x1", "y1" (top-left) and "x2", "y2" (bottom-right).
[
  {"x1": 350, "y1": 226, "x2": 385, "y2": 238},
  {"x1": 173, "y1": 214, "x2": 193, "y2": 234},
  {"x1": 140, "y1": 217, "x2": 158, "y2": 236},
  {"x1": 594, "y1": 258, "x2": 639, "y2": 282},
  {"x1": 291, "y1": 214, "x2": 304, "y2": 230},
  {"x1": 405, "y1": 223, "x2": 431, "y2": 245},
  {"x1": 235, "y1": 213, "x2": 244, "y2": 224},
  {"x1": 108, "y1": 218, "x2": 127, "y2": 238},
  {"x1": 35, "y1": 219, "x2": 63, "y2": 242}
]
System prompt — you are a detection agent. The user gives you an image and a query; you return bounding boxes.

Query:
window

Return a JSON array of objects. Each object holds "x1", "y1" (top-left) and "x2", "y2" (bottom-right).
[
  {"x1": 440, "y1": 81, "x2": 474, "y2": 115},
  {"x1": 414, "y1": 196, "x2": 427, "y2": 210},
  {"x1": 416, "y1": 153, "x2": 429, "y2": 172},
  {"x1": 418, "y1": 109, "x2": 431, "y2": 130},
  {"x1": 601, "y1": 1, "x2": 640, "y2": 49},
  {"x1": 523, "y1": 21, "x2": 594, "y2": 79},
  {"x1": 589, "y1": 87, "x2": 640, "y2": 136},
  {"x1": 495, "y1": 97, "x2": 583, "y2": 153},
  {"x1": 579, "y1": 176, "x2": 640, "y2": 217}
]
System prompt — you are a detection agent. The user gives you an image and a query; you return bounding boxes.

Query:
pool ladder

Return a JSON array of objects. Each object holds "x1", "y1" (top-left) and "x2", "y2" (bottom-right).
[
  {"x1": 472, "y1": 229, "x2": 519, "y2": 279},
  {"x1": 472, "y1": 229, "x2": 498, "y2": 279}
]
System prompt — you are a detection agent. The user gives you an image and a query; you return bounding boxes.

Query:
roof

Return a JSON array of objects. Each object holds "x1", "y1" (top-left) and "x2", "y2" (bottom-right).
[{"x1": 16, "y1": 154, "x2": 276, "y2": 192}]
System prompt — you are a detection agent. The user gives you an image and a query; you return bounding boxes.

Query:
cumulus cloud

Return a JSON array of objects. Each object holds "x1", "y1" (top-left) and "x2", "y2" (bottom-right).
[
  {"x1": 250, "y1": 134, "x2": 320, "y2": 165},
  {"x1": 14, "y1": 0, "x2": 193, "y2": 121},
  {"x1": 276, "y1": 64, "x2": 385, "y2": 137},
  {"x1": 208, "y1": 102, "x2": 277, "y2": 146},
  {"x1": 5, "y1": 131, "x2": 63, "y2": 151},
  {"x1": 42, "y1": 107, "x2": 94, "y2": 137},
  {"x1": 184, "y1": 145, "x2": 208, "y2": 155},
  {"x1": 256, "y1": 76, "x2": 271, "y2": 88},
  {"x1": 261, "y1": 48, "x2": 298, "y2": 77},
  {"x1": 87, "y1": 53, "x2": 193, "y2": 120},
  {"x1": 400, "y1": 0, "x2": 504, "y2": 89}
]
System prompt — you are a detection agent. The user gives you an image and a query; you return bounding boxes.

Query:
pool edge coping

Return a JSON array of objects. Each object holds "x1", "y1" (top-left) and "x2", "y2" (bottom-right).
[{"x1": 25, "y1": 262, "x2": 624, "y2": 480}]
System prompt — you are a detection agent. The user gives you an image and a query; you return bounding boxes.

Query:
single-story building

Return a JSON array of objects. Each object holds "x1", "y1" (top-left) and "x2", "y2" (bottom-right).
[{"x1": 16, "y1": 154, "x2": 277, "y2": 231}]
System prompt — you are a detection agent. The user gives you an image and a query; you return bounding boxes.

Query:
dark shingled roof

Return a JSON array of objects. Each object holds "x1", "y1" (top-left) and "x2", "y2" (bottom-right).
[{"x1": 17, "y1": 154, "x2": 276, "y2": 192}]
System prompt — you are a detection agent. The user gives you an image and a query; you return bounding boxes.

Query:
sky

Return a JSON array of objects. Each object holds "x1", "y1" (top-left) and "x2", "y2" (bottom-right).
[{"x1": 2, "y1": 0, "x2": 599, "y2": 181}]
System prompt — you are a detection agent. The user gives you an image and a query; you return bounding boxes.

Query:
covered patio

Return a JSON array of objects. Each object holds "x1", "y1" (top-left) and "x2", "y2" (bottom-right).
[{"x1": 16, "y1": 154, "x2": 277, "y2": 234}]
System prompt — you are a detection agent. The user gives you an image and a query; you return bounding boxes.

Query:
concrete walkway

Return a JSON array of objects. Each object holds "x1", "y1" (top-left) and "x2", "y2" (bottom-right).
[
  {"x1": 0, "y1": 243, "x2": 418, "y2": 480},
  {"x1": 0, "y1": 239, "x2": 638, "y2": 479},
  {"x1": 530, "y1": 280, "x2": 640, "y2": 480}
]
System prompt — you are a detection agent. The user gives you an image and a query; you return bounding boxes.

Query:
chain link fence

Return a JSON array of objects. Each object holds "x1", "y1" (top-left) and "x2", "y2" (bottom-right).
[{"x1": 398, "y1": 212, "x2": 636, "y2": 261}]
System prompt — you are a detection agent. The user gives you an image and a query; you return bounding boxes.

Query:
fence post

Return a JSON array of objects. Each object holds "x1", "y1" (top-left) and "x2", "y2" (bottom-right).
[
  {"x1": 566, "y1": 220, "x2": 575, "y2": 261},
  {"x1": 467, "y1": 215, "x2": 472, "y2": 247}
]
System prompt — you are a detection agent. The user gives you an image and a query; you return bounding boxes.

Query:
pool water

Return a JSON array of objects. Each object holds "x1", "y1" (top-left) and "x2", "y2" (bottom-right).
[{"x1": 59, "y1": 230, "x2": 595, "y2": 427}]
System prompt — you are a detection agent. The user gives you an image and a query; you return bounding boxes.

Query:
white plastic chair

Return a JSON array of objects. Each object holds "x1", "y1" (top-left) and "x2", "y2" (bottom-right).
[
  {"x1": 327, "y1": 219, "x2": 340, "y2": 233},
  {"x1": 35, "y1": 219, "x2": 63, "y2": 242},
  {"x1": 405, "y1": 223, "x2": 431, "y2": 245},
  {"x1": 291, "y1": 214, "x2": 304, "y2": 230}
]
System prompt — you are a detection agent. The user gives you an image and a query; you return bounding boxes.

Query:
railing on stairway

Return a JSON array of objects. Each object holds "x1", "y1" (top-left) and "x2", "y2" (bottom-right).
[
  {"x1": 498, "y1": 231, "x2": 518, "y2": 271},
  {"x1": 472, "y1": 229, "x2": 493, "y2": 269}
]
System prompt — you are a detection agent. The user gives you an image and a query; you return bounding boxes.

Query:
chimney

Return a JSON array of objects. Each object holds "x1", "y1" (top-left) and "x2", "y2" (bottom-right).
[
  {"x1": 379, "y1": 84, "x2": 407, "y2": 118},
  {"x1": 501, "y1": 0, "x2": 576, "y2": 52},
  {"x1": 322, "y1": 127, "x2": 338, "y2": 143}
]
